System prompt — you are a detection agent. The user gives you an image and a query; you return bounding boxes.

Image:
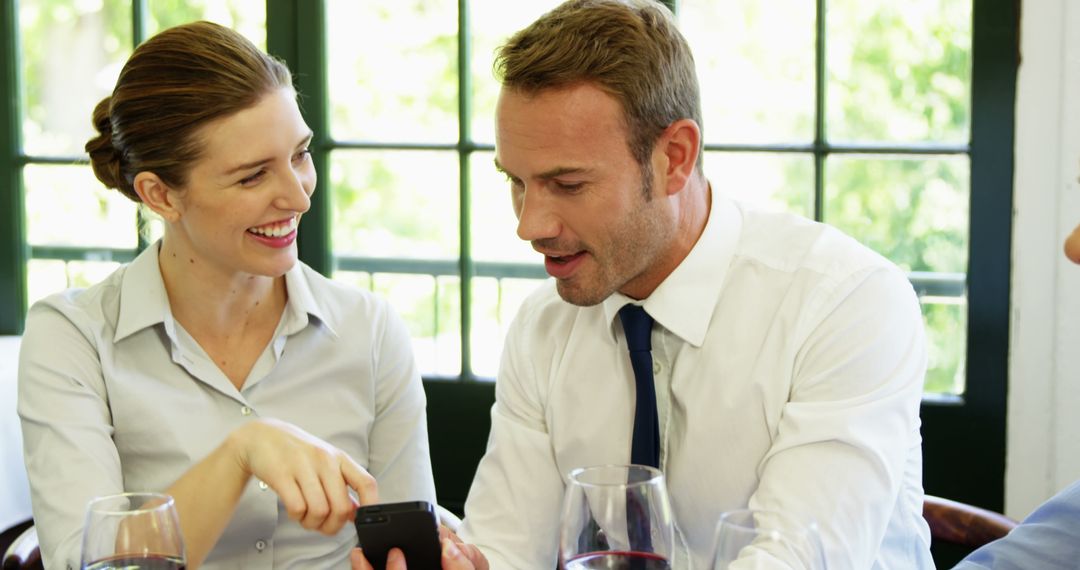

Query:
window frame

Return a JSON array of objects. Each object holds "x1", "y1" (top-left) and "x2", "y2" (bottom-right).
[{"x1": 0, "y1": 0, "x2": 1015, "y2": 513}]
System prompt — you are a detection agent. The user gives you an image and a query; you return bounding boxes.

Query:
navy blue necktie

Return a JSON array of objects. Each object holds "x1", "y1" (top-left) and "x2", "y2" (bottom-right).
[{"x1": 619, "y1": 304, "x2": 659, "y2": 469}]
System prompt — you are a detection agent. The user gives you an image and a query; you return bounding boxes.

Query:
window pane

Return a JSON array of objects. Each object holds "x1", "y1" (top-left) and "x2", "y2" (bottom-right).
[
  {"x1": 327, "y1": 0, "x2": 457, "y2": 143},
  {"x1": 470, "y1": 151, "x2": 541, "y2": 263},
  {"x1": 827, "y1": 0, "x2": 972, "y2": 144},
  {"x1": 19, "y1": 0, "x2": 132, "y2": 156},
  {"x1": 922, "y1": 296, "x2": 966, "y2": 395},
  {"x1": 25, "y1": 164, "x2": 137, "y2": 249},
  {"x1": 332, "y1": 270, "x2": 373, "y2": 292},
  {"x1": 27, "y1": 259, "x2": 65, "y2": 305},
  {"x1": 470, "y1": 277, "x2": 501, "y2": 379},
  {"x1": 469, "y1": 0, "x2": 563, "y2": 145},
  {"x1": 680, "y1": 0, "x2": 815, "y2": 144},
  {"x1": 707, "y1": 152, "x2": 814, "y2": 218},
  {"x1": 471, "y1": 277, "x2": 546, "y2": 379},
  {"x1": 330, "y1": 150, "x2": 459, "y2": 259},
  {"x1": 27, "y1": 259, "x2": 122, "y2": 306},
  {"x1": 146, "y1": 0, "x2": 266, "y2": 48},
  {"x1": 364, "y1": 273, "x2": 460, "y2": 377},
  {"x1": 824, "y1": 156, "x2": 969, "y2": 273}
]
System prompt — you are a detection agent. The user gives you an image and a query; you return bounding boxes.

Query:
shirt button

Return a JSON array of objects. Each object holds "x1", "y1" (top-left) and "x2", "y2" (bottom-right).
[
  {"x1": 652, "y1": 361, "x2": 662, "y2": 374},
  {"x1": 255, "y1": 539, "x2": 267, "y2": 552},
  {"x1": 240, "y1": 406, "x2": 253, "y2": 416},
  {"x1": 259, "y1": 480, "x2": 269, "y2": 491}
]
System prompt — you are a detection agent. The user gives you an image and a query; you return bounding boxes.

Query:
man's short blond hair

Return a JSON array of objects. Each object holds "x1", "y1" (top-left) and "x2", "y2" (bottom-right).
[{"x1": 495, "y1": 0, "x2": 703, "y2": 173}]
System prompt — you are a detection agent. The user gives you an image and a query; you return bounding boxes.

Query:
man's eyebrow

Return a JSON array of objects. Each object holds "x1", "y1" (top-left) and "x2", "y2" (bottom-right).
[
  {"x1": 536, "y1": 166, "x2": 589, "y2": 179},
  {"x1": 223, "y1": 131, "x2": 315, "y2": 175},
  {"x1": 493, "y1": 160, "x2": 589, "y2": 179}
]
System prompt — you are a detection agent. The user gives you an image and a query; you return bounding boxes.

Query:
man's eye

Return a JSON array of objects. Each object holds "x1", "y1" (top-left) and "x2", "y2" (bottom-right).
[{"x1": 555, "y1": 181, "x2": 584, "y2": 192}]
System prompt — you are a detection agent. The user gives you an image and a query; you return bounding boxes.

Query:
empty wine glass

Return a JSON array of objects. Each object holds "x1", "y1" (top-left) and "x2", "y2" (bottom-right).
[
  {"x1": 80, "y1": 492, "x2": 186, "y2": 570},
  {"x1": 559, "y1": 464, "x2": 675, "y2": 570},
  {"x1": 711, "y1": 508, "x2": 826, "y2": 569}
]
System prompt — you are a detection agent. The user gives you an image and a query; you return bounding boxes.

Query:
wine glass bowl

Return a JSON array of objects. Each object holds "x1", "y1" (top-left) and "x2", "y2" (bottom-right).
[
  {"x1": 80, "y1": 492, "x2": 186, "y2": 570},
  {"x1": 711, "y1": 508, "x2": 825, "y2": 570},
  {"x1": 559, "y1": 464, "x2": 675, "y2": 570}
]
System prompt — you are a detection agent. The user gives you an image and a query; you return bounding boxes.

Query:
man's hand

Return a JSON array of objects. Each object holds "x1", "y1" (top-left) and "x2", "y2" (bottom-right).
[{"x1": 349, "y1": 526, "x2": 489, "y2": 570}]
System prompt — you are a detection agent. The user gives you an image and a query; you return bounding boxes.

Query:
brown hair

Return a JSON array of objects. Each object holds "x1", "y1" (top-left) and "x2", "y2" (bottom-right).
[
  {"x1": 494, "y1": 0, "x2": 703, "y2": 173},
  {"x1": 86, "y1": 21, "x2": 293, "y2": 202}
]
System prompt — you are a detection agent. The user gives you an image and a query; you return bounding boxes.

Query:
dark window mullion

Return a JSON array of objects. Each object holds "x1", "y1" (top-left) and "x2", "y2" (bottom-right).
[
  {"x1": 133, "y1": 0, "x2": 147, "y2": 43},
  {"x1": 812, "y1": 0, "x2": 827, "y2": 222},
  {"x1": 133, "y1": 0, "x2": 150, "y2": 252},
  {"x1": 702, "y1": 143, "x2": 970, "y2": 155},
  {"x1": 30, "y1": 245, "x2": 136, "y2": 264},
  {"x1": 268, "y1": 0, "x2": 332, "y2": 276},
  {"x1": 0, "y1": 0, "x2": 26, "y2": 334},
  {"x1": 458, "y1": 0, "x2": 474, "y2": 381},
  {"x1": 920, "y1": 0, "x2": 1015, "y2": 514}
]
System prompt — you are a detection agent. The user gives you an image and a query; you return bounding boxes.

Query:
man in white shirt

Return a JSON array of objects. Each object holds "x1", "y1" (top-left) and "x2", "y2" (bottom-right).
[{"x1": 449, "y1": 1, "x2": 934, "y2": 569}]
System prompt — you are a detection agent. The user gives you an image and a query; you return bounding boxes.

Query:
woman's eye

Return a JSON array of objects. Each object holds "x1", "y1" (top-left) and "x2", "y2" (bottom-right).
[
  {"x1": 293, "y1": 149, "x2": 312, "y2": 163},
  {"x1": 239, "y1": 170, "x2": 266, "y2": 186}
]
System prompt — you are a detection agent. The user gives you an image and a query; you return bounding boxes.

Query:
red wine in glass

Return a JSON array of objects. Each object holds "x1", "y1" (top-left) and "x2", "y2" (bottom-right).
[
  {"x1": 83, "y1": 554, "x2": 186, "y2": 570},
  {"x1": 563, "y1": 550, "x2": 672, "y2": 570},
  {"x1": 80, "y1": 493, "x2": 186, "y2": 570}
]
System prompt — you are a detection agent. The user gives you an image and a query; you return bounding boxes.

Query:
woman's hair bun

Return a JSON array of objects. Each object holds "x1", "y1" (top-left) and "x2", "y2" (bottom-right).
[{"x1": 85, "y1": 96, "x2": 138, "y2": 201}]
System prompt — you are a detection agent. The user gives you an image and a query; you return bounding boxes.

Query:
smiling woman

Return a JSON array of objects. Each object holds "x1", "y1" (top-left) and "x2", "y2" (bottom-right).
[{"x1": 16, "y1": 20, "x2": 436, "y2": 570}]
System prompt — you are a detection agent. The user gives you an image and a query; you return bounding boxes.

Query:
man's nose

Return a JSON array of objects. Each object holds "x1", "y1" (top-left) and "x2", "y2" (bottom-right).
[{"x1": 515, "y1": 187, "x2": 559, "y2": 242}]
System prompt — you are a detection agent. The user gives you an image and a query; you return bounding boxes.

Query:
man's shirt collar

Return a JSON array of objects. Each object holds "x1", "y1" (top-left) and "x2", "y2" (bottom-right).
[{"x1": 602, "y1": 190, "x2": 742, "y2": 347}]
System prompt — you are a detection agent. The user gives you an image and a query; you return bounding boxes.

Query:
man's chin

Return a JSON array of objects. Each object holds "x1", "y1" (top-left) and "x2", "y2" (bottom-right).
[{"x1": 555, "y1": 279, "x2": 612, "y2": 307}]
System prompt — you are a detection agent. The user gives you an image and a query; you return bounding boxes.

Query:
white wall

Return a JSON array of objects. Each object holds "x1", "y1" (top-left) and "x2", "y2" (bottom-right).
[
  {"x1": 0, "y1": 336, "x2": 31, "y2": 530},
  {"x1": 1007, "y1": 0, "x2": 1080, "y2": 519}
]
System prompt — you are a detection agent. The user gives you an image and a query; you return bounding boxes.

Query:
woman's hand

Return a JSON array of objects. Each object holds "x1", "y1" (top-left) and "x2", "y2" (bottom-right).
[{"x1": 230, "y1": 418, "x2": 379, "y2": 535}]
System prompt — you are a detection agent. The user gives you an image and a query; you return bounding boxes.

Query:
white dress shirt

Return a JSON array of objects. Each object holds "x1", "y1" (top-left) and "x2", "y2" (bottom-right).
[
  {"x1": 18, "y1": 242, "x2": 436, "y2": 570},
  {"x1": 460, "y1": 193, "x2": 933, "y2": 569}
]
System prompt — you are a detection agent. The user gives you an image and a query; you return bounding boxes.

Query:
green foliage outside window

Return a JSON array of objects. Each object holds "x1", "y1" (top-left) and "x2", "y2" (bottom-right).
[{"x1": 17, "y1": 0, "x2": 972, "y2": 393}]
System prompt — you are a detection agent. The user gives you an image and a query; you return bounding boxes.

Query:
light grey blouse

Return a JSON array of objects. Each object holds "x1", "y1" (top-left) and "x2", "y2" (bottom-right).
[{"x1": 18, "y1": 243, "x2": 436, "y2": 569}]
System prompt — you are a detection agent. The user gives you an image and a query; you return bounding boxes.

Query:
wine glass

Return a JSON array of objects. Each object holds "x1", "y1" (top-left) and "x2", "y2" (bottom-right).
[
  {"x1": 80, "y1": 492, "x2": 186, "y2": 570},
  {"x1": 559, "y1": 464, "x2": 675, "y2": 570},
  {"x1": 710, "y1": 508, "x2": 826, "y2": 570}
]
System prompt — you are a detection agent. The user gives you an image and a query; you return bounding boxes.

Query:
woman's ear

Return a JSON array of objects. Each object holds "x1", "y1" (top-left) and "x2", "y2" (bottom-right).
[
  {"x1": 133, "y1": 172, "x2": 182, "y2": 222},
  {"x1": 656, "y1": 118, "x2": 701, "y2": 197}
]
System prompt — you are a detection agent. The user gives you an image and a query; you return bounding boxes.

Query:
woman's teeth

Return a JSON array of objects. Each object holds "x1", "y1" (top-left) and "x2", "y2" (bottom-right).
[{"x1": 249, "y1": 218, "x2": 297, "y2": 237}]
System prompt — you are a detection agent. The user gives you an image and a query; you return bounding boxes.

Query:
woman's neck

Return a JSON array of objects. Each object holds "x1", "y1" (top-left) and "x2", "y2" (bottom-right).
[{"x1": 157, "y1": 239, "x2": 287, "y2": 342}]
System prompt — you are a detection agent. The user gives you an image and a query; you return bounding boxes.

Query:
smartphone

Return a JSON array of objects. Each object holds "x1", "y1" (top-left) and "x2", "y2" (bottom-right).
[{"x1": 354, "y1": 500, "x2": 442, "y2": 569}]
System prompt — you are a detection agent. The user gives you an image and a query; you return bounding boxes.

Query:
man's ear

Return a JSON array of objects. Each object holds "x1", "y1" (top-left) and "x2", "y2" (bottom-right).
[
  {"x1": 655, "y1": 118, "x2": 701, "y2": 197},
  {"x1": 133, "y1": 172, "x2": 181, "y2": 222}
]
